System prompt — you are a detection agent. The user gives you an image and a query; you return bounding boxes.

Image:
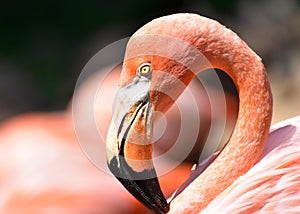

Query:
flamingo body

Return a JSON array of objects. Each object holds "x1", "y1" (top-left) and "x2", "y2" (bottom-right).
[{"x1": 201, "y1": 116, "x2": 300, "y2": 213}]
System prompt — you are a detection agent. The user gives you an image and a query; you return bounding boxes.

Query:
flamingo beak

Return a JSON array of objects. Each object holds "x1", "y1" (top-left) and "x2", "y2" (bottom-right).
[{"x1": 106, "y1": 73, "x2": 169, "y2": 213}]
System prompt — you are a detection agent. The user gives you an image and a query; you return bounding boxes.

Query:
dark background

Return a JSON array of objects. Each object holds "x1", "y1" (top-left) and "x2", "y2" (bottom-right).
[{"x1": 1, "y1": 0, "x2": 300, "y2": 122}]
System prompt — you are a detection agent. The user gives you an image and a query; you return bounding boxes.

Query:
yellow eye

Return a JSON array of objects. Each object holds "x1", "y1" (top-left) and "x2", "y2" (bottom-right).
[{"x1": 138, "y1": 63, "x2": 152, "y2": 76}]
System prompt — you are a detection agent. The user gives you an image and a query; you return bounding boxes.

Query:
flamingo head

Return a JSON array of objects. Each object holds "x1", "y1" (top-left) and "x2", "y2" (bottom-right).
[{"x1": 106, "y1": 14, "x2": 201, "y2": 213}]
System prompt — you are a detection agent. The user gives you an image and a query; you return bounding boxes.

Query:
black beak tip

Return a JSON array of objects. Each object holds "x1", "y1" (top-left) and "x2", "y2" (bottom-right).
[
  {"x1": 117, "y1": 176, "x2": 169, "y2": 214},
  {"x1": 108, "y1": 156, "x2": 169, "y2": 213}
]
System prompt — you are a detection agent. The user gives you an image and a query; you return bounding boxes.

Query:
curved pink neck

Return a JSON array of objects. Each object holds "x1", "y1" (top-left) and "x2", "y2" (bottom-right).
[{"x1": 161, "y1": 15, "x2": 273, "y2": 212}]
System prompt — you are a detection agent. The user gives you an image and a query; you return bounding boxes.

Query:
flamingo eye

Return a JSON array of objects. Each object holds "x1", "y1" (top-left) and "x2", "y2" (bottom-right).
[{"x1": 138, "y1": 63, "x2": 152, "y2": 76}]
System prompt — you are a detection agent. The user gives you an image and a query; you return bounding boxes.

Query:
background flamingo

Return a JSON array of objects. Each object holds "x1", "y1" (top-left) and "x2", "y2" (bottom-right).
[
  {"x1": 0, "y1": 112, "x2": 146, "y2": 214},
  {"x1": 106, "y1": 13, "x2": 300, "y2": 213}
]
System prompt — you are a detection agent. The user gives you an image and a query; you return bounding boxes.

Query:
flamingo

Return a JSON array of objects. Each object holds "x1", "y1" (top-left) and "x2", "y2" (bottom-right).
[{"x1": 106, "y1": 13, "x2": 300, "y2": 213}]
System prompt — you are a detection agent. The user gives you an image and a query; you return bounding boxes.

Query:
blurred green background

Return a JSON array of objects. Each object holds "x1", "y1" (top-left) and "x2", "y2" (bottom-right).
[{"x1": 0, "y1": 0, "x2": 300, "y2": 122}]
